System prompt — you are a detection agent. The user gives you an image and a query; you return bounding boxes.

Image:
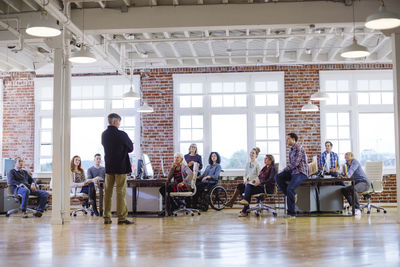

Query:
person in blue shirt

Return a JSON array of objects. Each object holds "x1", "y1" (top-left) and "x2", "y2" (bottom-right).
[
  {"x1": 7, "y1": 157, "x2": 49, "y2": 218},
  {"x1": 339, "y1": 152, "x2": 370, "y2": 215},
  {"x1": 192, "y1": 152, "x2": 222, "y2": 208},
  {"x1": 318, "y1": 141, "x2": 339, "y2": 177}
]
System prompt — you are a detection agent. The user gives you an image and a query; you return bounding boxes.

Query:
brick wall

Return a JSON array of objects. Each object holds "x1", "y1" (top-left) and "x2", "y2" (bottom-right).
[{"x1": 1, "y1": 72, "x2": 35, "y2": 172}]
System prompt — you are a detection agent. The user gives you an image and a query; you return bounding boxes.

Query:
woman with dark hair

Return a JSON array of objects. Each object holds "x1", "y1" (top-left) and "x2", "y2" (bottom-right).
[
  {"x1": 193, "y1": 152, "x2": 222, "y2": 207},
  {"x1": 70, "y1": 155, "x2": 99, "y2": 216},
  {"x1": 226, "y1": 147, "x2": 262, "y2": 207},
  {"x1": 238, "y1": 154, "x2": 276, "y2": 217},
  {"x1": 184, "y1": 143, "x2": 203, "y2": 175}
]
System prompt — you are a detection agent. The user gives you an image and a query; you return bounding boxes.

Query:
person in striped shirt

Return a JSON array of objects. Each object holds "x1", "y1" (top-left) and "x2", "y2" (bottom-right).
[{"x1": 318, "y1": 141, "x2": 339, "y2": 177}]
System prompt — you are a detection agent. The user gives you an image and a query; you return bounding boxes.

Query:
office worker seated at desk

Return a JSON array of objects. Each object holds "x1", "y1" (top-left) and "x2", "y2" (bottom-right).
[
  {"x1": 70, "y1": 155, "x2": 99, "y2": 216},
  {"x1": 226, "y1": 147, "x2": 262, "y2": 207},
  {"x1": 193, "y1": 152, "x2": 222, "y2": 205},
  {"x1": 159, "y1": 152, "x2": 193, "y2": 215},
  {"x1": 8, "y1": 157, "x2": 49, "y2": 218},
  {"x1": 319, "y1": 141, "x2": 339, "y2": 177},
  {"x1": 238, "y1": 154, "x2": 276, "y2": 217},
  {"x1": 275, "y1": 133, "x2": 308, "y2": 217},
  {"x1": 87, "y1": 153, "x2": 106, "y2": 182},
  {"x1": 184, "y1": 143, "x2": 203, "y2": 176},
  {"x1": 339, "y1": 152, "x2": 370, "y2": 216}
]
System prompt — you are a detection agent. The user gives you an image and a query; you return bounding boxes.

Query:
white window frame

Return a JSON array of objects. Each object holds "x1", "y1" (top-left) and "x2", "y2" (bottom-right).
[
  {"x1": 320, "y1": 70, "x2": 395, "y2": 174},
  {"x1": 34, "y1": 75, "x2": 141, "y2": 173},
  {"x1": 0, "y1": 79, "x2": 3, "y2": 175},
  {"x1": 173, "y1": 72, "x2": 286, "y2": 176}
]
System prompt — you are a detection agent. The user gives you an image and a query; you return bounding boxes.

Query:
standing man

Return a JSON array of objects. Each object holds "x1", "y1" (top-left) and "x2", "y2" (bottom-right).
[
  {"x1": 102, "y1": 113, "x2": 134, "y2": 225},
  {"x1": 318, "y1": 141, "x2": 339, "y2": 177},
  {"x1": 275, "y1": 133, "x2": 309, "y2": 217},
  {"x1": 8, "y1": 157, "x2": 49, "y2": 218}
]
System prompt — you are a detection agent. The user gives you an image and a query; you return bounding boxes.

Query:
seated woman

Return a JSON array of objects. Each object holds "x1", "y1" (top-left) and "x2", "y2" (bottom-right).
[
  {"x1": 70, "y1": 155, "x2": 99, "y2": 216},
  {"x1": 238, "y1": 154, "x2": 276, "y2": 217},
  {"x1": 159, "y1": 152, "x2": 193, "y2": 215},
  {"x1": 193, "y1": 152, "x2": 222, "y2": 206},
  {"x1": 339, "y1": 152, "x2": 370, "y2": 216},
  {"x1": 184, "y1": 143, "x2": 203, "y2": 176},
  {"x1": 226, "y1": 147, "x2": 262, "y2": 207}
]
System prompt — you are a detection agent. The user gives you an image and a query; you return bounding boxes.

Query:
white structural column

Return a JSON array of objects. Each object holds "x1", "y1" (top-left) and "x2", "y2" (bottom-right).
[
  {"x1": 50, "y1": 33, "x2": 71, "y2": 225},
  {"x1": 392, "y1": 32, "x2": 400, "y2": 223}
]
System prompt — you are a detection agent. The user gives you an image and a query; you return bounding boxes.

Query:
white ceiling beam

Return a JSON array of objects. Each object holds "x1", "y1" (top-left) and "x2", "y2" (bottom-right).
[
  {"x1": 122, "y1": 0, "x2": 130, "y2": 6},
  {"x1": 225, "y1": 30, "x2": 232, "y2": 65},
  {"x1": 312, "y1": 27, "x2": 335, "y2": 61},
  {"x1": 173, "y1": 0, "x2": 179, "y2": 5},
  {"x1": 377, "y1": 39, "x2": 392, "y2": 60},
  {"x1": 369, "y1": 36, "x2": 391, "y2": 55},
  {"x1": 279, "y1": 28, "x2": 292, "y2": 63},
  {"x1": 163, "y1": 32, "x2": 183, "y2": 65},
  {"x1": 2, "y1": 0, "x2": 21, "y2": 12},
  {"x1": 22, "y1": 0, "x2": 40, "y2": 11},
  {"x1": 184, "y1": 31, "x2": 199, "y2": 65},
  {"x1": 151, "y1": 0, "x2": 157, "y2": 6},
  {"x1": 75, "y1": 1, "x2": 400, "y2": 34},
  {"x1": 98, "y1": 1, "x2": 105, "y2": 8},
  {"x1": 204, "y1": 30, "x2": 216, "y2": 65},
  {"x1": 245, "y1": 29, "x2": 249, "y2": 64},
  {"x1": 74, "y1": 1, "x2": 82, "y2": 8},
  {"x1": 296, "y1": 28, "x2": 312, "y2": 61},
  {"x1": 262, "y1": 29, "x2": 271, "y2": 63},
  {"x1": 142, "y1": 32, "x2": 167, "y2": 64},
  {"x1": 328, "y1": 28, "x2": 353, "y2": 61}
]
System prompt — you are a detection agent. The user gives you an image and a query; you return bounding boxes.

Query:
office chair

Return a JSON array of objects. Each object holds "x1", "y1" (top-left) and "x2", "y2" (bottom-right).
[
  {"x1": 170, "y1": 163, "x2": 201, "y2": 216},
  {"x1": 360, "y1": 161, "x2": 387, "y2": 214},
  {"x1": 5, "y1": 185, "x2": 38, "y2": 217},
  {"x1": 246, "y1": 163, "x2": 279, "y2": 217},
  {"x1": 70, "y1": 187, "x2": 93, "y2": 216}
]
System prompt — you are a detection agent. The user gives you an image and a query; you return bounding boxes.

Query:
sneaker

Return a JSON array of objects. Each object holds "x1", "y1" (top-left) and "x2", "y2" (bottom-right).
[
  {"x1": 355, "y1": 209, "x2": 362, "y2": 216},
  {"x1": 104, "y1": 219, "x2": 112, "y2": 224},
  {"x1": 239, "y1": 199, "x2": 249, "y2": 205},
  {"x1": 118, "y1": 220, "x2": 134, "y2": 225},
  {"x1": 22, "y1": 212, "x2": 28, "y2": 218},
  {"x1": 33, "y1": 211, "x2": 43, "y2": 218},
  {"x1": 238, "y1": 212, "x2": 248, "y2": 217},
  {"x1": 294, "y1": 194, "x2": 298, "y2": 204}
]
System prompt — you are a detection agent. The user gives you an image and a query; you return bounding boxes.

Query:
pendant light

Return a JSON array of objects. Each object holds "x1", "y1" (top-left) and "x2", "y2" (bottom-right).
[
  {"x1": 123, "y1": 65, "x2": 140, "y2": 100},
  {"x1": 137, "y1": 101, "x2": 154, "y2": 113},
  {"x1": 341, "y1": 3, "x2": 370, "y2": 59},
  {"x1": 310, "y1": 91, "x2": 329, "y2": 101},
  {"x1": 26, "y1": 9, "x2": 61, "y2": 38},
  {"x1": 301, "y1": 101, "x2": 319, "y2": 112},
  {"x1": 365, "y1": 0, "x2": 400, "y2": 30},
  {"x1": 68, "y1": 6, "x2": 96, "y2": 64}
]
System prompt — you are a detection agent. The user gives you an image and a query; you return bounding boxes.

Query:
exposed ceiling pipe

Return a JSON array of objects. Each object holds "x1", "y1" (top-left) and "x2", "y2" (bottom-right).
[
  {"x1": 0, "y1": 18, "x2": 23, "y2": 52},
  {"x1": 33, "y1": 0, "x2": 128, "y2": 78}
]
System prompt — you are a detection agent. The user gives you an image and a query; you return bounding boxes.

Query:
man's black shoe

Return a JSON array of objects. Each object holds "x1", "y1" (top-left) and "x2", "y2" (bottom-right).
[
  {"x1": 117, "y1": 220, "x2": 134, "y2": 225},
  {"x1": 104, "y1": 220, "x2": 112, "y2": 224}
]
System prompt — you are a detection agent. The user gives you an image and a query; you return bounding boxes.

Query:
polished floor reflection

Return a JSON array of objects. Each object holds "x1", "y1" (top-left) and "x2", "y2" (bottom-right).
[{"x1": 0, "y1": 208, "x2": 399, "y2": 266}]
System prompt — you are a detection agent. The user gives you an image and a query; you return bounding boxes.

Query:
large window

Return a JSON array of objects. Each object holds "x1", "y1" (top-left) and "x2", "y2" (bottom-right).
[
  {"x1": 34, "y1": 76, "x2": 141, "y2": 172},
  {"x1": 320, "y1": 70, "x2": 395, "y2": 173},
  {"x1": 174, "y1": 73, "x2": 285, "y2": 173}
]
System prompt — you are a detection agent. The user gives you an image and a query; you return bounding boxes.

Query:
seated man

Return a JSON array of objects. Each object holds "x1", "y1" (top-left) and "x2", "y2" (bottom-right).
[
  {"x1": 7, "y1": 157, "x2": 49, "y2": 218},
  {"x1": 318, "y1": 141, "x2": 339, "y2": 177},
  {"x1": 87, "y1": 153, "x2": 106, "y2": 183}
]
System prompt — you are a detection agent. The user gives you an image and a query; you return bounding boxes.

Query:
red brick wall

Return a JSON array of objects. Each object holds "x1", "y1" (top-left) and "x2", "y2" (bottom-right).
[{"x1": 1, "y1": 72, "x2": 35, "y2": 172}]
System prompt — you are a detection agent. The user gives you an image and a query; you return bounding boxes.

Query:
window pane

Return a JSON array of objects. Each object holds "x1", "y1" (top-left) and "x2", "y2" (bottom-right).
[
  {"x1": 124, "y1": 116, "x2": 136, "y2": 127},
  {"x1": 123, "y1": 99, "x2": 135, "y2": 108},
  {"x1": 369, "y1": 80, "x2": 381, "y2": 91},
  {"x1": 125, "y1": 129, "x2": 135, "y2": 141},
  {"x1": 223, "y1": 95, "x2": 234, "y2": 106},
  {"x1": 192, "y1": 115, "x2": 203, "y2": 128},
  {"x1": 268, "y1": 127, "x2": 279, "y2": 139},
  {"x1": 191, "y1": 96, "x2": 203, "y2": 108},
  {"x1": 382, "y1": 92, "x2": 393, "y2": 104},
  {"x1": 359, "y1": 113, "x2": 395, "y2": 169},
  {"x1": 337, "y1": 93, "x2": 349, "y2": 105},
  {"x1": 41, "y1": 131, "x2": 52, "y2": 143},
  {"x1": 179, "y1": 96, "x2": 191, "y2": 108},
  {"x1": 40, "y1": 145, "x2": 52, "y2": 156},
  {"x1": 71, "y1": 100, "x2": 81, "y2": 110},
  {"x1": 326, "y1": 127, "x2": 337, "y2": 139},
  {"x1": 266, "y1": 93, "x2": 279, "y2": 106},
  {"x1": 223, "y1": 82, "x2": 234, "y2": 93},
  {"x1": 112, "y1": 85, "x2": 124, "y2": 97},
  {"x1": 326, "y1": 113, "x2": 337, "y2": 126},
  {"x1": 93, "y1": 85, "x2": 104, "y2": 97},
  {"x1": 254, "y1": 82, "x2": 266, "y2": 92},
  {"x1": 235, "y1": 82, "x2": 246, "y2": 92},
  {"x1": 338, "y1": 113, "x2": 349, "y2": 126},
  {"x1": 40, "y1": 158, "x2": 52, "y2": 172},
  {"x1": 325, "y1": 80, "x2": 336, "y2": 91},
  {"x1": 268, "y1": 141, "x2": 280, "y2": 154},
  {"x1": 357, "y1": 80, "x2": 368, "y2": 91},
  {"x1": 235, "y1": 95, "x2": 247, "y2": 107},
  {"x1": 268, "y1": 114, "x2": 279, "y2": 126},
  {"x1": 192, "y1": 129, "x2": 203, "y2": 140},
  {"x1": 255, "y1": 94, "x2": 266, "y2": 106},
  {"x1": 210, "y1": 83, "x2": 222, "y2": 93},
  {"x1": 40, "y1": 101, "x2": 53, "y2": 110},
  {"x1": 337, "y1": 80, "x2": 348, "y2": 91},
  {"x1": 382, "y1": 80, "x2": 393, "y2": 91},
  {"x1": 192, "y1": 83, "x2": 203, "y2": 94},
  {"x1": 180, "y1": 129, "x2": 191, "y2": 141},
  {"x1": 71, "y1": 117, "x2": 105, "y2": 170},
  {"x1": 82, "y1": 85, "x2": 92, "y2": 98},
  {"x1": 112, "y1": 100, "x2": 123, "y2": 109},
  {"x1": 255, "y1": 114, "x2": 267, "y2": 127},
  {"x1": 212, "y1": 114, "x2": 247, "y2": 169},
  {"x1": 358, "y1": 93, "x2": 369, "y2": 105},
  {"x1": 180, "y1": 116, "x2": 191, "y2": 128},
  {"x1": 40, "y1": 87, "x2": 53, "y2": 99},
  {"x1": 180, "y1": 83, "x2": 191, "y2": 94},
  {"x1": 41, "y1": 118, "x2": 52, "y2": 129},
  {"x1": 256, "y1": 141, "x2": 267, "y2": 153},
  {"x1": 180, "y1": 143, "x2": 191, "y2": 155},
  {"x1": 256, "y1": 128, "x2": 267, "y2": 139},
  {"x1": 71, "y1": 86, "x2": 82, "y2": 99},
  {"x1": 369, "y1": 93, "x2": 381, "y2": 104},
  {"x1": 92, "y1": 100, "x2": 104, "y2": 109},
  {"x1": 326, "y1": 93, "x2": 337, "y2": 105},
  {"x1": 267, "y1": 81, "x2": 278, "y2": 91},
  {"x1": 211, "y1": 95, "x2": 223, "y2": 107},
  {"x1": 82, "y1": 100, "x2": 92, "y2": 109},
  {"x1": 338, "y1": 126, "x2": 350, "y2": 139}
]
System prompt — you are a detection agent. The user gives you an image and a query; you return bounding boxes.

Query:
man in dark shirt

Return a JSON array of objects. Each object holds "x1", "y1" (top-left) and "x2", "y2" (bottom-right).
[
  {"x1": 7, "y1": 157, "x2": 49, "y2": 218},
  {"x1": 101, "y1": 113, "x2": 134, "y2": 225},
  {"x1": 87, "y1": 153, "x2": 106, "y2": 182}
]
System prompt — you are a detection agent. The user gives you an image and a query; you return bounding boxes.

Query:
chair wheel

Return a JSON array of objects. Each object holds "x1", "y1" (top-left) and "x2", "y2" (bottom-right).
[
  {"x1": 5, "y1": 213, "x2": 9, "y2": 217},
  {"x1": 91, "y1": 212, "x2": 94, "y2": 216},
  {"x1": 191, "y1": 213, "x2": 194, "y2": 216},
  {"x1": 185, "y1": 212, "x2": 189, "y2": 215},
  {"x1": 255, "y1": 213, "x2": 260, "y2": 217},
  {"x1": 174, "y1": 214, "x2": 177, "y2": 216},
  {"x1": 84, "y1": 211, "x2": 88, "y2": 215},
  {"x1": 273, "y1": 212, "x2": 277, "y2": 217},
  {"x1": 377, "y1": 209, "x2": 380, "y2": 213},
  {"x1": 198, "y1": 212, "x2": 201, "y2": 215},
  {"x1": 384, "y1": 210, "x2": 387, "y2": 214},
  {"x1": 367, "y1": 211, "x2": 370, "y2": 214},
  {"x1": 73, "y1": 213, "x2": 77, "y2": 217}
]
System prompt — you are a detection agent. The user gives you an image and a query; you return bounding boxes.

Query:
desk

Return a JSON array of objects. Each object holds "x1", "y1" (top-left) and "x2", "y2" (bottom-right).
[
  {"x1": 99, "y1": 179, "x2": 169, "y2": 217},
  {"x1": 297, "y1": 177, "x2": 355, "y2": 217}
]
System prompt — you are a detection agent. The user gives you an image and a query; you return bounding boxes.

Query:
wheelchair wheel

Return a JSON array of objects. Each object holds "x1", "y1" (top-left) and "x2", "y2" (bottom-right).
[{"x1": 209, "y1": 185, "x2": 228, "y2": 211}]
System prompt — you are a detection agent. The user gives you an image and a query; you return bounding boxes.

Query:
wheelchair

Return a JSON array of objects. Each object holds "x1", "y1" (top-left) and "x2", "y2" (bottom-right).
[{"x1": 194, "y1": 172, "x2": 228, "y2": 212}]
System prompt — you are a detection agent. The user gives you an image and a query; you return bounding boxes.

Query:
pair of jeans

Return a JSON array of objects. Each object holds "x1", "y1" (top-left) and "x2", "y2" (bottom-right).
[
  {"x1": 80, "y1": 182, "x2": 97, "y2": 212},
  {"x1": 14, "y1": 186, "x2": 49, "y2": 212},
  {"x1": 104, "y1": 174, "x2": 128, "y2": 221},
  {"x1": 341, "y1": 181, "x2": 370, "y2": 209},
  {"x1": 275, "y1": 171, "x2": 307, "y2": 216},
  {"x1": 241, "y1": 184, "x2": 265, "y2": 213}
]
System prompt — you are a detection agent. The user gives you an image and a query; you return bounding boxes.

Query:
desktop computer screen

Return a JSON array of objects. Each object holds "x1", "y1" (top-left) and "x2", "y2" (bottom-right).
[{"x1": 136, "y1": 154, "x2": 154, "y2": 179}]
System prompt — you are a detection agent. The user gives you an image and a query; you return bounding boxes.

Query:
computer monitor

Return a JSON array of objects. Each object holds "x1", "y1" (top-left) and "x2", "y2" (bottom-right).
[
  {"x1": 3, "y1": 158, "x2": 15, "y2": 177},
  {"x1": 143, "y1": 154, "x2": 154, "y2": 178}
]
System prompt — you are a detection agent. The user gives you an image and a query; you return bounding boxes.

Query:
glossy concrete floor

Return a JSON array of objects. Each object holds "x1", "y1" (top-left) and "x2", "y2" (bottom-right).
[{"x1": 0, "y1": 208, "x2": 399, "y2": 267}]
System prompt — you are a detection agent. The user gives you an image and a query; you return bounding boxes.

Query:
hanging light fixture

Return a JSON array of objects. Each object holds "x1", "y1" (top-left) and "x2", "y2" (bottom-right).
[
  {"x1": 301, "y1": 101, "x2": 319, "y2": 112},
  {"x1": 68, "y1": 5, "x2": 96, "y2": 64},
  {"x1": 123, "y1": 64, "x2": 140, "y2": 100},
  {"x1": 26, "y1": 9, "x2": 61, "y2": 37},
  {"x1": 341, "y1": 3, "x2": 370, "y2": 59},
  {"x1": 310, "y1": 91, "x2": 329, "y2": 101},
  {"x1": 69, "y1": 45, "x2": 97, "y2": 63},
  {"x1": 137, "y1": 101, "x2": 154, "y2": 113},
  {"x1": 365, "y1": 0, "x2": 400, "y2": 30}
]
